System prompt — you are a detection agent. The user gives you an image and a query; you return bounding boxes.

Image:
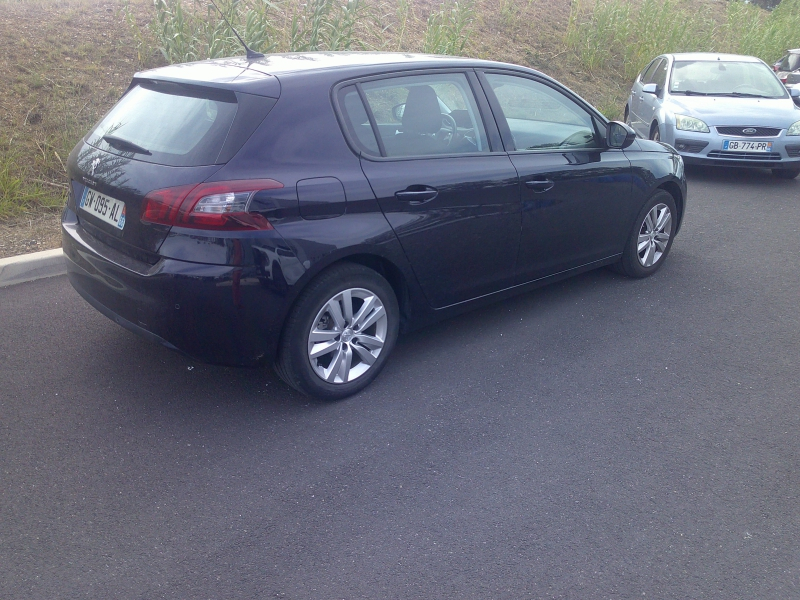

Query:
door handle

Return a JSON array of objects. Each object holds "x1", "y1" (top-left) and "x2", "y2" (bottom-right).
[
  {"x1": 525, "y1": 178, "x2": 555, "y2": 193},
  {"x1": 395, "y1": 186, "x2": 438, "y2": 204}
]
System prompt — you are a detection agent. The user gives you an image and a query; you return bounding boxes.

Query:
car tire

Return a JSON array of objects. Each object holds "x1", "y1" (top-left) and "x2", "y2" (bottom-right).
[
  {"x1": 624, "y1": 106, "x2": 630, "y2": 125},
  {"x1": 275, "y1": 262, "x2": 400, "y2": 399},
  {"x1": 649, "y1": 122, "x2": 660, "y2": 141},
  {"x1": 614, "y1": 190, "x2": 677, "y2": 278},
  {"x1": 772, "y1": 168, "x2": 800, "y2": 179}
]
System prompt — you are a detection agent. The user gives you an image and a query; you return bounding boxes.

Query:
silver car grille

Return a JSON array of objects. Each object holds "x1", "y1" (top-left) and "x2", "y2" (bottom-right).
[{"x1": 716, "y1": 126, "x2": 782, "y2": 137}]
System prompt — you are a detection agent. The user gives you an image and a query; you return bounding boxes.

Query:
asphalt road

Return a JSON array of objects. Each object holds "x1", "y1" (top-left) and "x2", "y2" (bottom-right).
[{"x1": 2, "y1": 166, "x2": 800, "y2": 599}]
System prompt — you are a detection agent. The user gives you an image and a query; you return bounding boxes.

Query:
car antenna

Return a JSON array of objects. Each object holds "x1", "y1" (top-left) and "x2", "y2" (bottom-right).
[{"x1": 207, "y1": 0, "x2": 264, "y2": 60}]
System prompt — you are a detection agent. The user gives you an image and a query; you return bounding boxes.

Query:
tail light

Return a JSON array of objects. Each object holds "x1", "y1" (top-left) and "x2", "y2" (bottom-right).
[
  {"x1": 142, "y1": 179, "x2": 283, "y2": 230},
  {"x1": 782, "y1": 76, "x2": 789, "y2": 83}
]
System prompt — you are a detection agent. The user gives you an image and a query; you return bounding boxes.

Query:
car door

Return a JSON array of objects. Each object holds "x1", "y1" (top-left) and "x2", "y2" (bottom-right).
[
  {"x1": 629, "y1": 58, "x2": 659, "y2": 135},
  {"x1": 338, "y1": 72, "x2": 521, "y2": 309},
  {"x1": 478, "y1": 71, "x2": 635, "y2": 283},
  {"x1": 638, "y1": 58, "x2": 668, "y2": 138}
]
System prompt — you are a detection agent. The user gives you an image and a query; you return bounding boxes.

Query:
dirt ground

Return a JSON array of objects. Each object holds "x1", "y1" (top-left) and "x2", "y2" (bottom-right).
[{"x1": 0, "y1": 212, "x2": 62, "y2": 258}]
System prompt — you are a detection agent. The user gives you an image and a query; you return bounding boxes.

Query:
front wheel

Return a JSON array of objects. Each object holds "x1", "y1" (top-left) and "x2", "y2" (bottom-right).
[
  {"x1": 649, "y1": 123, "x2": 661, "y2": 141},
  {"x1": 772, "y1": 168, "x2": 800, "y2": 179},
  {"x1": 615, "y1": 190, "x2": 677, "y2": 278},
  {"x1": 275, "y1": 263, "x2": 399, "y2": 399}
]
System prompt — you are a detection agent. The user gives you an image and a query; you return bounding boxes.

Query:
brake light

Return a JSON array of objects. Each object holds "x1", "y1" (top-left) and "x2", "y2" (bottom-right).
[
  {"x1": 782, "y1": 76, "x2": 789, "y2": 83},
  {"x1": 141, "y1": 179, "x2": 283, "y2": 230}
]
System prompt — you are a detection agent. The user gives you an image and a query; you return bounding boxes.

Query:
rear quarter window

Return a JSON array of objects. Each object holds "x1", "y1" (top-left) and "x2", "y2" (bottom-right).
[{"x1": 86, "y1": 82, "x2": 239, "y2": 167}]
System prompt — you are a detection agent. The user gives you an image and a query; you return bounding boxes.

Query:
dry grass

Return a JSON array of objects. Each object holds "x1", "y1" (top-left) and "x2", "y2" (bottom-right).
[{"x1": 0, "y1": 0, "x2": 151, "y2": 221}]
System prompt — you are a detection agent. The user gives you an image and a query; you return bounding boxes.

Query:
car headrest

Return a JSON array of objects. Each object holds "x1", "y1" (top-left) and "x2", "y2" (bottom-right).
[{"x1": 402, "y1": 85, "x2": 442, "y2": 135}]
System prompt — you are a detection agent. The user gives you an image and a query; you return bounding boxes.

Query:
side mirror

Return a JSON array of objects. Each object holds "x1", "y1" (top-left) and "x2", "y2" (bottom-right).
[
  {"x1": 607, "y1": 121, "x2": 636, "y2": 149},
  {"x1": 790, "y1": 87, "x2": 800, "y2": 106},
  {"x1": 642, "y1": 83, "x2": 658, "y2": 95},
  {"x1": 392, "y1": 103, "x2": 405, "y2": 121}
]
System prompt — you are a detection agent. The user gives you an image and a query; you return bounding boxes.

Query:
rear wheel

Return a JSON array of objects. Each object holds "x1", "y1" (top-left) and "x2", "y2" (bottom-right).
[
  {"x1": 614, "y1": 190, "x2": 677, "y2": 278},
  {"x1": 772, "y1": 168, "x2": 800, "y2": 179},
  {"x1": 275, "y1": 263, "x2": 399, "y2": 399}
]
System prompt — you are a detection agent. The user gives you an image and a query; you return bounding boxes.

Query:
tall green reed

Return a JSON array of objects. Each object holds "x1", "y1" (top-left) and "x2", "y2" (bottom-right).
[
  {"x1": 422, "y1": 0, "x2": 475, "y2": 56},
  {"x1": 566, "y1": 0, "x2": 800, "y2": 80}
]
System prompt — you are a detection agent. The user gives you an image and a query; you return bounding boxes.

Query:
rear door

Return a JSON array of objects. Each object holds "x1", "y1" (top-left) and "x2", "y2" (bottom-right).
[{"x1": 338, "y1": 72, "x2": 521, "y2": 308}]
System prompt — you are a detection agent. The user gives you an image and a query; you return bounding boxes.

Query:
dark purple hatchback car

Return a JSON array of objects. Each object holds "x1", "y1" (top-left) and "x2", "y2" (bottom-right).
[{"x1": 63, "y1": 52, "x2": 687, "y2": 399}]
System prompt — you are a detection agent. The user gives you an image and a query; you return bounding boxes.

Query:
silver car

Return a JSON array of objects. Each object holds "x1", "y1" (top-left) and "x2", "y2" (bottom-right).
[{"x1": 625, "y1": 52, "x2": 800, "y2": 179}]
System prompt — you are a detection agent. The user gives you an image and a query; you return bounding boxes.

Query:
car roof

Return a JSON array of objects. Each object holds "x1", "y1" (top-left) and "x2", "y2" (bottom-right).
[
  {"x1": 667, "y1": 52, "x2": 763, "y2": 63},
  {"x1": 134, "y1": 52, "x2": 538, "y2": 98}
]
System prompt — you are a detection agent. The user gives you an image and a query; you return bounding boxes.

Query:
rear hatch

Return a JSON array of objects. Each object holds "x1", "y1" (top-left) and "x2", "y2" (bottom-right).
[{"x1": 68, "y1": 67, "x2": 278, "y2": 262}]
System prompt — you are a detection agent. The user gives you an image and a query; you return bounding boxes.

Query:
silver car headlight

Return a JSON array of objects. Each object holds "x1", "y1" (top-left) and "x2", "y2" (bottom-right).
[
  {"x1": 787, "y1": 120, "x2": 800, "y2": 136},
  {"x1": 675, "y1": 114, "x2": 710, "y2": 133}
]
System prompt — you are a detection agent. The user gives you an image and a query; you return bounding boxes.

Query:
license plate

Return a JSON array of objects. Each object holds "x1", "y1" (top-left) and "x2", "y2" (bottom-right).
[
  {"x1": 722, "y1": 139, "x2": 773, "y2": 153},
  {"x1": 79, "y1": 187, "x2": 126, "y2": 230}
]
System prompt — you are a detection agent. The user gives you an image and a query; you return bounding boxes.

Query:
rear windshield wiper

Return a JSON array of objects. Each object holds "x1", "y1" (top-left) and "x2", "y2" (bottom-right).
[{"x1": 102, "y1": 134, "x2": 152, "y2": 156}]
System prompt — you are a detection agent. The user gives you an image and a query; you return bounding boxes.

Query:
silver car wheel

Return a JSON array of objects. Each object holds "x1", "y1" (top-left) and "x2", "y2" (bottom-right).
[
  {"x1": 307, "y1": 287, "x2": 388, "y2": 384},
  {"x1": 637, "y1": 203, "x2": 672, "y2": 268}
]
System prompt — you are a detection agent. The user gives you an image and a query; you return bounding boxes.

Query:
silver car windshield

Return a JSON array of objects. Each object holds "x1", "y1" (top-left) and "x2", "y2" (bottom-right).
[{"x1": 669, "y1": 60, "x2": 787, "y2": 99}]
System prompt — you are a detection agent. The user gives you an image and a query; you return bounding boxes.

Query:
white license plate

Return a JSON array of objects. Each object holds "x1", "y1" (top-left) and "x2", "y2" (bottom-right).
[
  {"x1": 722, "y1": 140, "x2": 773, "y2": 153},
  {"x1": 79, "y1": 187, "x2": 126, "y2": 230}
]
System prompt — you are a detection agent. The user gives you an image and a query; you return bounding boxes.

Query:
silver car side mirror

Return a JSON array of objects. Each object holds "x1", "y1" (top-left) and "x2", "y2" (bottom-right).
[{"x1": 642, "y1": 83, "x2": 658, "y2": 94}]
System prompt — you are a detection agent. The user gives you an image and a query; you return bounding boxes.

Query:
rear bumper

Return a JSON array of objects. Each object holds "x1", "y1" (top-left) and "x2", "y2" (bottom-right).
[{"x1": 62, "y1": 210, "x2": 295, "y2": 366}]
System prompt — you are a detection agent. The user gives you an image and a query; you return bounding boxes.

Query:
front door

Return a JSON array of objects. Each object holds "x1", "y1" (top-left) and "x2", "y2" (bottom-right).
[{"x1": 479, "y1": 71, "x2": 635, "y2": 282}]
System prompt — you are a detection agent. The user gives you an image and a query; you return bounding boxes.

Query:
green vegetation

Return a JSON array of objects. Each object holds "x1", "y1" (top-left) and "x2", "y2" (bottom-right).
[
  {"x1": 566, "y1": 0, "x2": 800, "y2": 79},
  {"x1": 422, "y1": 1, "x2": 475, "y2": 55},
  {"x1": 136, "y1": 0, "x2": 479, "y2": 63}
]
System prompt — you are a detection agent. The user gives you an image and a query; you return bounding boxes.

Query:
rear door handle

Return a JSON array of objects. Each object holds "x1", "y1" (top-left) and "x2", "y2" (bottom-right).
[
  {"x1": 395, "y1": 186, "x2": 438, "y2": 204},
  {"x1": 525, "y1": 178, "x2": 555, "y2": 193}
]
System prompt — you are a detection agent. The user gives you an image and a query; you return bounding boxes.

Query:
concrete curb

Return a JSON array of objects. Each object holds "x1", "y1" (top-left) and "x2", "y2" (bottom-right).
[{"x1": 0, "y1": 248, "x2": 66, "y2": 288}]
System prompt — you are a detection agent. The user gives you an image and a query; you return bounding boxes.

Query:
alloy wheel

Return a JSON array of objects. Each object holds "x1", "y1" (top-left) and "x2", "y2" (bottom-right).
[
  {"x1": 637, "y1": 203, "x2": 672, "y2": 267},
  {"x1": 307, "y1": 287, "x2": 388, "y2": 384}
]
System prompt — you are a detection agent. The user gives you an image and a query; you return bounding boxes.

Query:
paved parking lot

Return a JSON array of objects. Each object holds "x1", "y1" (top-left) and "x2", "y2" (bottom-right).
[{"x1": 2, "y1": 166, "x2": 799, "y2": 599}]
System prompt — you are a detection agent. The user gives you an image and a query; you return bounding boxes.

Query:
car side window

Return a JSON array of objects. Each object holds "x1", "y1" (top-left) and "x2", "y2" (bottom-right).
[
  {"x1": 358, "y1": 73, "x2": 489, "y2": 158},
  {"x1": 639, "y1": 59, "x2": 659, "y2": 83},
  {"x1": 337, "y1": 85, "x2": 380, "y2": 155},
  {"x1": 651, "y1": 59, "x2": 668, "y2": 91},
  {"x1": 483, "y1": 73, "x2": 601, "y2": 152}
]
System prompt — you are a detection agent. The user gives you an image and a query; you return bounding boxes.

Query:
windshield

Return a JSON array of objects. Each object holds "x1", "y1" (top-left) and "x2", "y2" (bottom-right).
[{"x1": 669, "y1": 60, "x2": 787, "y2": 98}]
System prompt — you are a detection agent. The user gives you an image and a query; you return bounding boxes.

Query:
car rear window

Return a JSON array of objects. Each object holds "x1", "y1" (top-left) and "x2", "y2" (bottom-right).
[{"x1": 86, "y1": 82, "x2": 238, "y2": 167}]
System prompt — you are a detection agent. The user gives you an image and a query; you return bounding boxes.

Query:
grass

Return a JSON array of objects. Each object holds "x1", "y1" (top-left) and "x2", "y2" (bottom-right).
[
  {"x1": 0, "y1": 0, "x2": 145, "y2": 221},
  {"x1": 566, "y1": 0, "x2": 800, "y2": 80}
]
